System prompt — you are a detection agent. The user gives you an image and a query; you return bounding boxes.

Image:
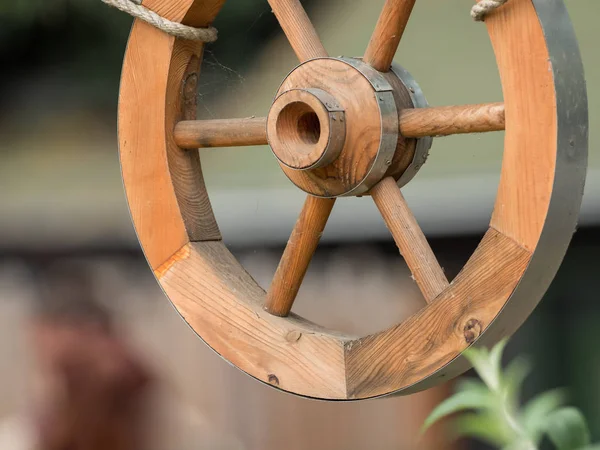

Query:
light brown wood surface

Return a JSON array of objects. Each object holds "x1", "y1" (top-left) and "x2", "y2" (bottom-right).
[
  {"x1": 172, "y1": 101, "x2": 505, "y2": 151},
  {"x1": 267, "y1": 0, "x2": 327, "y2": 62},
  {"x1": 119, "y1": 20, "x2": 188, "y2": 270},
  {"x1": 345, "y1": 228, "x2": 531, "y2": 398},
  {"x1": 487, "y1": 0, "x2": 556, "y2": 251},
  {"x1": 175, "y1": 117, "x2": 267, "y2": 149},
  {"x1": 119, "y1": 0, "x2": 225, "y2": 270},
  {"x1": 363, "y1": 0, "x2": 416, "y2": 72},
  {"x1": 267, "y1": 88, "x2": 346, "y2": 170},
  {"x1": 146, "y1": 0, "x2": 223, "y2": 24},
  {"x1": 167, "y1": 48, "x2": 221, "y2": 243},
  {"x1": 371, "y1": 177, "x2": 449, "y2": 303},
  {"x1": 159, "y1": 240, "x2": 349, "y2": 399},
  {"x1": 275, "y1": 58, "x2": 391, "y2": 197},
  {"x1": 265, "y1": 196, "x2": 336, "y2": 316},
  {"x1": 118, "y1": 0, "x2": 573, "y2": 399},
  {"x1": 399, "y1": 103, "x2": 506, "y2": 138}
]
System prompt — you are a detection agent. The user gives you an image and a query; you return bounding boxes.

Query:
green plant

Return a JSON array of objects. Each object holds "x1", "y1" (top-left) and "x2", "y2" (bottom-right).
[{"x1": 422, "y1": 339, "x2": 598, "y2": 450}]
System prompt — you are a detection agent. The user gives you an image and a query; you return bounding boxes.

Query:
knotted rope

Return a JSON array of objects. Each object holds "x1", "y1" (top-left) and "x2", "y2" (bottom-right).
[
  {"x1": 101, "y1": 0, "x2": 218, "y2": 42},
  {"x1": 471, "y1": 0, "x2": 509, "y2": 21}
]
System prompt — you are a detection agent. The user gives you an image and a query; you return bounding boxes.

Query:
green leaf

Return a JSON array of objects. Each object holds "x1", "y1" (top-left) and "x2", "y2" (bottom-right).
[
  {"x1": 543, "y1": 407, "x2": 590, "y2": 450},
  {"x1": 502, "y1": 356, "x2": 532, "y2": 406},
  {"x1": 576, "y1": 446, "x2": 600, "y2": 450},
  {"x1": 490, "y1": 338, "x2": 509, "y2": 372},
  {"x1": 421, "y1": 389, "x2": 495, "y2": 435},
  {"x1": 464, "y1": 339, "x2": 508, "y2": 391},
  {"x1": 502, "y1": 442, "x2": 538, "y2": 450},
  {"x1": 456, "y1": 378, "x2": 489, "y2": 395},
  {"x1": 453, "y1": 412, "x2": 515, "y2": 447},
  {"x1": 522, "y1": 388, "x2": 568, "y2": 442}
]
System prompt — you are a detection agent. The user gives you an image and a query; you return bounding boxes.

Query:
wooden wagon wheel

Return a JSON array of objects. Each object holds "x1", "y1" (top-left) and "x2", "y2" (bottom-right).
[{"x1": 118, "y1": 0, "x2": 588, "y2": 400}]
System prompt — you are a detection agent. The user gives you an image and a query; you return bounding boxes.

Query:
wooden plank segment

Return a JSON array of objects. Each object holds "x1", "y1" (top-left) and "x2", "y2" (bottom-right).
[
  {"x1": 344, "y1": 228, "x2": 531, "y2": 399},
  {"x1": 487, "y1": 0, "x2": 557, "y2": 251},
  {"x1": 119, "y1": 22, "x2": 190, "y2": 270},
  {"x1": 166, "y1": 44, "x2": 221, "y2": 242},
  {"x1": 144, "y1": 0, "x2": 225, "y2": 24},
  {"x1": 158, "y1": 241, "x2": 349, "y2": 399},
  {"x1": 119, "y1": 0, "x2": 223, "y2": 269}
]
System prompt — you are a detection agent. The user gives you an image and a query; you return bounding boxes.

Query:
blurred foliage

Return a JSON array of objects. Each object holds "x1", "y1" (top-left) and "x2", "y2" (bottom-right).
[
  {"x1": 0, "y1": 0, "x2": 133, "y2": 112},
  {"x1": 0, "y1": 0, "x2": 292, "y2": 112},
  {"x1": 422, "y1": 339, "x2": 598, "y2": 450}
]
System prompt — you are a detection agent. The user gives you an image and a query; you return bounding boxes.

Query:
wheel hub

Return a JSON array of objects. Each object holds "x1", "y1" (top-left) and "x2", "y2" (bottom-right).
[{"x1": 266, "y1": 57, "x2": 431, "y2": 197}]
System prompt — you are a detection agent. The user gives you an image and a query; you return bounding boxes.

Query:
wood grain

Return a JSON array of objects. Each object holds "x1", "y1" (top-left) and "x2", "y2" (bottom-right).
[
  {"x1": 345, "y1": 228, "x2": 531, "y2": 398},
  {"x1": 119, "y1": 0, "x2": 567, "y2": 399},
  {"x1": 267, "y1": 88, "x2": 346, "y2": 170},
  {"x1": 167, "y1": 47, "x2": 221, "y2": 243},
  {"x1": 174, "y1": 117, "x2": 267, "y2": 149},
  {"x1": 371, "y1": 177, "x2": 449, "y2": 303},
  {"x1": 363, "y1": 0, "x2": 416, "y2": 72},
  {"x1": 399, "y1": 103, "x2": 505, "y2": 138},
  {"x1": 144, "y1": 0, "x2": 224, "y2": 24},
  {"x1": 119, "y1": 1, "x2": 223, "y2": 270},
  {"x1": 267, "y1": 0, "x2": 327, "y2": 62},
  {"x1": 487, "y1": 0, "x2": 556, "y2": 251},
  {"x1": 159, "y1": 241, "x2": 349, "y2": 398},
  {"x1": 119, "y1": 22, "x2": 189, "y2": 269},
  {"x1": 265, "y1": 196, "x2": 335, "y2": 316},
  {"x1": 275, "y1": 58, "x2": 390, "y2": 197}
]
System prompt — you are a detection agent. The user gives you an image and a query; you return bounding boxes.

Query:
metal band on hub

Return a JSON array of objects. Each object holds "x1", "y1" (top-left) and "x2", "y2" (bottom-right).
[
  {"x1": 390, "y1": 63, "x2": 433, "y2": 187},
  {"x1": 268, "y1": 57, "x2": 402, "y2": 197},
  {"x1": 267, "y1": 57, "x2": 433, "y2": 197}
]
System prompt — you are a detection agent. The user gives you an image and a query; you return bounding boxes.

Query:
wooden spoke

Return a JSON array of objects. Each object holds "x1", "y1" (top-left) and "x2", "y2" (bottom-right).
[
  {"x1": 371, "y1": 177, "x2": 449, "y2": 303},
  {"x1": 400, "y1": 102, "x2": 505, "y2": 138},
  {"x1": 267, "y1": 0, "x2": 328, "y2": 62},
  {"x1": 174, "y1": 117, "x2": 267, "y2": 149},
  {"x1": 363, "y1": 0, "x2": 416, "y2": 72},
  {"x1": 265, "y1": 196, "x2": 335, "y2": 317}
]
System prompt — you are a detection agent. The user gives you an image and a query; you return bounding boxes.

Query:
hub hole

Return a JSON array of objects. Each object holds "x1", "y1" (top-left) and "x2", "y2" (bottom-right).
[
  {"x1": 297, "y1": 111, "x2": 321, "y2": 145},
  {"x1": 276, "y1": 102, "x2": 322, "y2": 156}
]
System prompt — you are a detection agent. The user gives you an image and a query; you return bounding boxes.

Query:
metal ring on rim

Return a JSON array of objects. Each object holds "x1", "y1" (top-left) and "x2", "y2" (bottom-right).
[{"x1": 118, "y1": 0, "x2": 587, "y2": 400}]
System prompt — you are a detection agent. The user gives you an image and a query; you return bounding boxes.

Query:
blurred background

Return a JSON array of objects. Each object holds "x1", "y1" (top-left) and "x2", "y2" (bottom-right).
[{"x1": 0, "y1": 0, "x2": 598, "y2": 448}]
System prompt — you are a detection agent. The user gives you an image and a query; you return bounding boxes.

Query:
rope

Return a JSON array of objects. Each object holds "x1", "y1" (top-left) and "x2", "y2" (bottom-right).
[
  {"x1": 471, "y1": 0, "x2": 509, "y2": 21},
  {"x1": 101, "y1": 0, "x2": 218, "y2": 42}
]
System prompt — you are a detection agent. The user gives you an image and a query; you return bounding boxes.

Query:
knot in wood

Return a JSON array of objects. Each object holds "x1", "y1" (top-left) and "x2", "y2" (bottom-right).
[
  {"x1": 285, "y1": 330, "x2": 303, "y2": 343},
  {"x1": 463, "y1": 318, "x2": 482, "y2": 344},
  {"x1": 267, "y1": 374, "x2": 280, "y2": 386}
]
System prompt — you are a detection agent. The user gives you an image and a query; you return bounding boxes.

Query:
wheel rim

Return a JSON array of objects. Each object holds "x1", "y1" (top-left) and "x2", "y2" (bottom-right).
[{"x1": 118, "y1": 0, "x2": 587, "y2": 400}]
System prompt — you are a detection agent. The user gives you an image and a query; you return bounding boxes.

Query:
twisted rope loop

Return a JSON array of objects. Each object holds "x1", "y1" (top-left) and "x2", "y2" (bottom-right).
[
  {"x1": 471, "y1": 0, "x2": 509, "y2": 21},
  {"x1": 102, "y1": 0, "x2": 218, "y2": 42}
]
